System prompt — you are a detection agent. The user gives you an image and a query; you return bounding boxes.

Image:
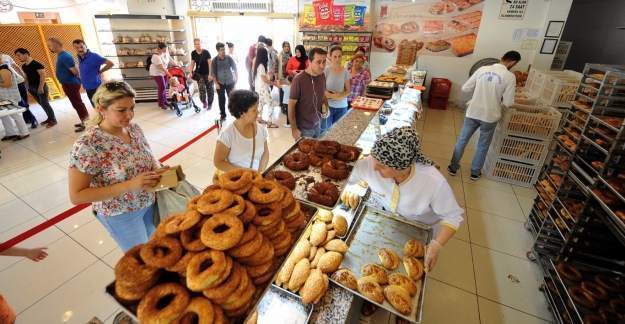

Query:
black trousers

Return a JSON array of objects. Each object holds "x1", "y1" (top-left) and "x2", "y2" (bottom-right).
[
  {"x1": 28, "y1": 84, "x2": 56, "y2": 122},
  {"x1": 17, "y1": 82, "x2": 36, "y2": 124},
  {"x1": 216, "y1": 83, "x2": 235, "y2": 119},
  {"x1": 86, "y1": 88, "x2": 97, "y2": 108}
]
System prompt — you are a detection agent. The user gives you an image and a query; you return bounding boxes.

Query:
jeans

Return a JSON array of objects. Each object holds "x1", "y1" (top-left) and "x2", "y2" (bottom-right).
[
  {"x1": 153, "y1": 75, "x2": 167, "y2": 107},
  {"x1": 86, "y1": 88, "x2": 98, "y2": 108},
  {"x1": 216, "y1": 83, "x2": 235, "y2": 119},
  {"x1": 95, "y1": 203, "x2": 156, "y2": 252},
  {"x1": 28, "y1": 85, "x2": 56, "y2": 122},
  {"x1": 300, "y1": 124, "x2": 321, "y2": 139},
  {"x1": 61, "y1": 83, "x2": 89, "y2": 121},
  {"x1": 450, "y1": 117, "x2": 498, "y2": 174},
  {"x1": 17, "y1": 82, "x2": 36, "y2": 124},
  {"x1": 196, "y1": 74, "x2": 214, "y2": 107}
]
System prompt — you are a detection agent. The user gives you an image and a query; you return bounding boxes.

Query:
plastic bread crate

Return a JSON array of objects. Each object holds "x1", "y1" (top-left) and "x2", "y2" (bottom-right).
[
  {"x1": 499, "y1": 104, "x2": 562, "y2": 140},
  {"x1": 484, "y1": 156, "x2": 541, "y2": 187},
  {"x1": 523, "y1": 68, "x2": 580, "y2": 98},
  {"x1": 538, "y1": 72, "x2": 583, "y2": 108},
  {"x1": 490, "y1": 134, "x2": 550, "y2": 165}
]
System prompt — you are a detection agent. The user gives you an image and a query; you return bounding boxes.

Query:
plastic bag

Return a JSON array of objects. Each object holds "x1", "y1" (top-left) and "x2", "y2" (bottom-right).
[{"x1": 154, "y1": 180, "x2": 200, "y2": 224}]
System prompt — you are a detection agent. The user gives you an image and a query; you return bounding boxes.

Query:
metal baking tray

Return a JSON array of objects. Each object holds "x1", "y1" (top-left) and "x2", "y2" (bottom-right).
[
  {"x1": 105, "y1": 203, "x2": 319, "y2": 323},
  {"x1": 332, "y1": 187, "x2": 371, "y2": 240},
  {"x1": 330, "y1": 207, "x2": 432, "y2": 323},
  {"x1": 263, "y1": 139, "x2": 362, "y2": 210},
  {"x1": 252, "y1": 285, "x2": 313, "y2": 324}
]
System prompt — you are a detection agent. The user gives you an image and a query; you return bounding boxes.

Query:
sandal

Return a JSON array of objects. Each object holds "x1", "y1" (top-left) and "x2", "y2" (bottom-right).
[{"x1": 267, "y1": 123, "x2": 279, "y2": 128}]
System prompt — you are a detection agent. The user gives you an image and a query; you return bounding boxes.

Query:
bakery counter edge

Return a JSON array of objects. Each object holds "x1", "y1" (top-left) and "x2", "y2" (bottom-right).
[{"x1": 322, "y1": 109, "x2": 377, "y2": 145}]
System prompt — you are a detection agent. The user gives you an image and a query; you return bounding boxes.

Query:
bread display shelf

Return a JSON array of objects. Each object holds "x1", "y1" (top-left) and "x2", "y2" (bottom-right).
[
  {"x1": 330, "y1": 207, "x2": 431, "y2": 323},
  {"x1": 263, "y1": 139, "x2": 362, "y2": 210}
]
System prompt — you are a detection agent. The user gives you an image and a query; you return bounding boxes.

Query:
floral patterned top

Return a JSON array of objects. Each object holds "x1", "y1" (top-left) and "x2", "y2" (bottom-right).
[{"x1": 69, "y1": 123, "x2": 159, "y2": 217}]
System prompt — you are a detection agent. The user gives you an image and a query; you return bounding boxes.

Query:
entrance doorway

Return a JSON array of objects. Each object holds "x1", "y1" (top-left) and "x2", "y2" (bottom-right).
[{"x1": 193, "y1": 15, "x2": 295, "y2": 90}]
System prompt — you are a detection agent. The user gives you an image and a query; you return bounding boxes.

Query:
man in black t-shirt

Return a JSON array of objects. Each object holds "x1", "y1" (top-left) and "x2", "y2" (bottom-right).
[
  {"x1": 189, "y1": 38, "x2": 214, "y2": 109},
  {"x1": 14, "y1": 48, "x2": 57, "y2": 127}
]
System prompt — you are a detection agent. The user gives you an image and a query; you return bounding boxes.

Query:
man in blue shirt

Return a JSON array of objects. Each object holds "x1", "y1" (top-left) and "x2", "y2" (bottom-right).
[
  {"x1": 72, "y1": 39, "x2": 113, "y2": 107},
  {"x1": 47, "y1": 37, "x2": 89, "y2": 132}
]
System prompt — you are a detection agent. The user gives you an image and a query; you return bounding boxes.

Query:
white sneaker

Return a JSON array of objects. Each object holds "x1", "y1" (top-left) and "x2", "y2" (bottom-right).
[{"x1": 283, "y1": 124, "x2": 291, "y2": 128}]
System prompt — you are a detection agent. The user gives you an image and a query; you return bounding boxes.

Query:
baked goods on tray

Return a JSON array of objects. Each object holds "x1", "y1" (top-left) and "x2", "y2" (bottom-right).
[
  {"x1": 425, "y1": 40, "x2": 451, "y2": 52},
  {"x1": 350, "y1": 96, "x2": 384, "y2": 111},
  {"x1": 111, "y1": 168, "x2": 314, "y2": 322}
]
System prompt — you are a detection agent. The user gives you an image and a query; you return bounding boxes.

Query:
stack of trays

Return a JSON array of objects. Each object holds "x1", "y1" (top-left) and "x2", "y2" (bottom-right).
[{"x1": 366, "y1": 81, "x2": 395, "y2": 100}]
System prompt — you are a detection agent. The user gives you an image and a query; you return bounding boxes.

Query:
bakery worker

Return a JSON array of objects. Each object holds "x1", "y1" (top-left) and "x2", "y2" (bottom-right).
[
  {"x1": 349, "y1": 127, "x2": 464, "y2": 272},
  {"x1": 447, "y1": 51, "x2": 520, "y2": 181}
]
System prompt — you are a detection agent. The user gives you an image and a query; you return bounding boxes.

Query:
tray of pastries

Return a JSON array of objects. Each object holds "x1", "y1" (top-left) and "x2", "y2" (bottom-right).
[
  {"x1": 329, "y1": 207, "x2": 431, "y2": 323},
  {"x1": 105, "y1": 169, "x2": 319, "y2": 323},
  {"x1": 263, "y1": 139, "x2": 362, "y2": 209},
  {"x1": 351, "y1": 96, "x2": 384, "y2": 111},
  {"x1": 368, "y1": 81, "x2": 395, "y2": 89},
  {"x1": 376, "y1": 75, "x2": 408, "y2": 85}
]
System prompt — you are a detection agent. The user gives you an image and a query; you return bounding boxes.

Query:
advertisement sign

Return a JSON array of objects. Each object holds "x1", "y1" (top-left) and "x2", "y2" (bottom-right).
[
  {"x1": 299, "y1": 0, "x2": 371, "y2": 31},
  {"x1": 499, "y1": 0, "x2": 528, "y2": 20}
]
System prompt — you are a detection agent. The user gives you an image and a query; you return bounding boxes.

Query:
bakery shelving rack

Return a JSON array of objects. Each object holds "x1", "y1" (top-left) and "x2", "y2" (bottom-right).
[
  {"x1": 93, "y1": 14, "x2": 190, "y2": 102},
  {"x1": 301, "y1": 30, "x2": 372, "y2": 67},
  {"x1": 526, "y1": 64, "x2": 625, "y2": 324}
]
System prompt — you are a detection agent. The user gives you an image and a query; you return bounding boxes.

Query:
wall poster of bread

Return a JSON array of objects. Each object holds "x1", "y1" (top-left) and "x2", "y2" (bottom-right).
[{"x1": 373, "y1": 0, "x2": 484, "y2": 57}]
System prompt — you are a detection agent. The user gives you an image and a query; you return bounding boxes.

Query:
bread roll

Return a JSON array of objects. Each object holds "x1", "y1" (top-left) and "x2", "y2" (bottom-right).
[
  {"x1": 384, "y1": 285, "x2": 412, "y2": 315},
  {"x1": 357, "y1": 276, "x2": 384, "y2": 304}
]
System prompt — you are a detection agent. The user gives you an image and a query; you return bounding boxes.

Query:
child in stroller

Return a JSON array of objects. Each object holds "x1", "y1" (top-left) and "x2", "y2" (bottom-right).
[{"x1": 167, "y1": 66, "x2": 200, "y2": 116}]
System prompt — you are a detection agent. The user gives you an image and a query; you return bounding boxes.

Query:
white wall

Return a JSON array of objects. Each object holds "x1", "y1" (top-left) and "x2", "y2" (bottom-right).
[{"x1": 369, "y1": 0, "x2": 573, "y2": 102}]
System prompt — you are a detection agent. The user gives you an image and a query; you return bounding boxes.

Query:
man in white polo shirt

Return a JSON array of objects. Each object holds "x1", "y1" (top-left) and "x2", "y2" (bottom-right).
[{"x1": 448, "y1": 50, "x2": 520, "y2": 181}]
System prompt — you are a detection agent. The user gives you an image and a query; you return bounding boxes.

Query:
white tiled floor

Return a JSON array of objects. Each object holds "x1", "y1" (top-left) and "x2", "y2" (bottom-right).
[{"x1": 0, "y1": 95, "x2": 551, "y2": 323}]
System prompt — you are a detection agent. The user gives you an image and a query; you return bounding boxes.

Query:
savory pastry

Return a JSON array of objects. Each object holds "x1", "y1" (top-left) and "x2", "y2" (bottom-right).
[
  {"x1": 288, "y1": 258, "x2": 311, "y2": 292},
  {"x1": 357, "y1": 276, "x2": 385, "y2": 304},
  {"x1": 300, "y1": 268, "x2": 328, "y2": 304},
  {"x1": 317, "y1": 251, "x2": 343, "y2": 273},
  {"x1": 140, "y1": 237, "x2": 183, "y2": 268},
  {"x1": 311, "y1": 247, "x2": 325, "y2": 268},
  {"x1": 316, "y1": 209, "x2": 333, "y2": 222},
  {"x1": 186, "y1": 251, "x2": 232, "y2": 291},
  {"x1": 175, "y1": 297, "x2": 215, "y2": 324},
  {"x1": 308, "y1": 182, "x2": 340, "y2": 207},
  {"x1": 200, "y1": 212, "x2": 244, "y2": 251},
  {"x1": 291, "y1": 239, "x2": 311, "y2": 262},
  {"x1": 137, "y1": 283, "x2": 190, "y2": 324},
  {"x1": 324, "y1": 239, "x2": 348, "y2": 253},
  {"x1": 309, "y1": 246, "x2": 318, "y2": 261},
  {"x1": 388, "y1": 273, "x2": 418, "y2": 296},
  {"x1": 400, "y1": 21, "x2": 418, "y2": 33},
  {"x1": 332, "y1": 215, "x2": 348, "y2": 236},
  {"x1": 321, "y1": 160, "x2": 349, "y2": 180},
  {"x1": 449, "y1": 33, "x2": 476, "y2": 57},
  {"x1": 323, "y1": 230, "x2": 336, "y2": 245},
  {"x1": 384, "y1": 285, "x2": 412, "y2": 315},
  {"x1": 332, "y1": 269, "x2": 358, "y2": 290},
  {"x1": 403, "y1": 257, "x2": 424, "y2": 281},
  {"x1": 264, "y1": 170, "x2": 296, "y2": 190},
  {"x1": 310, "y1": 221, "x2": 328, "y2": 246},
  {"x1": 283, "y1": 151, "x2": 310, "y2": 171},
  {"x1": 361, "y1": 263, "x2": 388, "y2": 285},
  {"x1": 404, "y1": 239, "x2": 425, "y2": 258},
  {"x1": 197, "y1": 189, "x2": 234, "y2": 215},
  {"x1": 378, "y1": 248, "x2": 400, "y2": 270},
  {"x1": 275, "y1": 257, "x2": 296, "y2": 288}
]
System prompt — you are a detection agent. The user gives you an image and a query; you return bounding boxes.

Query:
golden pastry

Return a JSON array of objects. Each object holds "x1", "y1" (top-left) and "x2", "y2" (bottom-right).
[
  {"x1": 388, "y1": 273, "x2": 417, "y2": 296},
  {"x1": 291, "y1": 239, "x2": 311, "y2": 262},
  {"x1": 331, "y1": 269, "x2": 358, "y2": 290},
  {"x1": 404, "y1": 239, "x2": 424, "y2": 258},
  {"x1": 403, "y1": 256, "x2": 424, "y2": 281},
  {"x1": 361, "y1": 263, "x2": 388, "y2": 285},
  {"x1": 288, "y1": 258, "x2": 311, "y2": 292},
  {"x1": 384, "y1": 285, "x2": 412, "y2": 315},
  {"x1": 311, "y1": 247, "x2": 325, "y2": 268},
  {"x1": 332, "y1": 215, "x2": 348, "y2": 236},
  {"x1": 324, "y1": 239, "x2": 348, "y2": 253},
  {"x1": 357, "y1": 276, "x2": 385, "y2": 304},
  {"x1": 310, "y1": 222, "x2": 327, "y2": 246},
  {"x1": 275, "y1": 257, "x2": 296, "y2": 288},
  {"x1": 309, "y1": 246, "x2": 318, "y2": 261},
  {"x1": 323, "y1": 230, "x2": 336, "y2": 245},
  {"x1": 378, "y1": 248, "x2": 400, "y2": 270},
  {"x1": 300, "y1": 269, "x2": 327, "y2": 304},
  {"x1": 302, "y1": 225, "x2": 313, "y2": 240},
  {"x1": 326, "y1": 223, "x2": 334, "y2": 230},
  {"x1": 317, "y1": 251, "x2": 343, "y2": 274},
  {"x1": 316, "y1": 209, "x2": 333, "y2": 222}
]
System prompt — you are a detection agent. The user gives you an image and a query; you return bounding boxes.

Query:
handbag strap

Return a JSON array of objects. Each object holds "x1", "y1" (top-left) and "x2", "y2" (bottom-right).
[{"x1": 249, "y1": 123, "x2": 256, "y2": 169}]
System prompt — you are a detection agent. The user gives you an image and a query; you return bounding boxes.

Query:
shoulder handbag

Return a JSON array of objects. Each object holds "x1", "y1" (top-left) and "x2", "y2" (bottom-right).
[{"x1": 154, "y1": 168, "x2": 201, "y2": 225}]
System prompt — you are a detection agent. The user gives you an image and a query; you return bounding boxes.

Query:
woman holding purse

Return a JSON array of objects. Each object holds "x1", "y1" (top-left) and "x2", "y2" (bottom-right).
[{"x1": 213, "y1": 89, "x2": 270, "y2": 172}]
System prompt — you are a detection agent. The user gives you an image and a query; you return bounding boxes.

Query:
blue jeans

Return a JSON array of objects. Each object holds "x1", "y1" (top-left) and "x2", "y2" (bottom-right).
[
  {"x1": 95, "y1": 203, "x2": 156, "y2": 252},
  {"x1": 320, "y1": 106, "x2": 348, "y2": 133},
  {"x1": 450, "y1": 117, "x2": 498, "y2": 174},
  {"x1": 300, "y1": 124, "x2": 322, "y2": 139}
]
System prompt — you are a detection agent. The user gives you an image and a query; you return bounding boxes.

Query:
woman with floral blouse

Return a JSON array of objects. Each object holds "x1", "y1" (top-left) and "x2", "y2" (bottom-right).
[
  {"x1": 347, "y1": 54, "x2": 371, "y2": 108},
  {"x1": 68, "y1": 81, "x2": 166, "y2": 251}
]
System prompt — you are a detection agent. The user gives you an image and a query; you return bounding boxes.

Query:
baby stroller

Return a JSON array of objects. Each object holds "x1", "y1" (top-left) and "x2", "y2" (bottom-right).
[{"x1": 167, "y1": 66, "x2": 200, "y2": 117}]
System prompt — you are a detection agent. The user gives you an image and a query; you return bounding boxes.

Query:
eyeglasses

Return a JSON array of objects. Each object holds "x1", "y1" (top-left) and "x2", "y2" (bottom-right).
[{"x1": 104, "y1": 81, "x2": 127, "y2": 91}]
